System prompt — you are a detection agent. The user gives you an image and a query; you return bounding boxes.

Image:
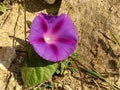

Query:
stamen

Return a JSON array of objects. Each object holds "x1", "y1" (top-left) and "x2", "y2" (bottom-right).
[
  {"x1": 45, "y1": 37, "x2": 50, "y2": 42},
  {"x1": 44, "y1": 35, "x2": 53, "y2": 44}
]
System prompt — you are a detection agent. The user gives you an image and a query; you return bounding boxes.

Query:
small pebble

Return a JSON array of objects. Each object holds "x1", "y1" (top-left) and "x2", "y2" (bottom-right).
[
  {"x1": 44, "y1": 0, "x2": 56, "y2": 4},
  {"x1": 64, "y1": 85, "x2": 72, "y2": 90}
]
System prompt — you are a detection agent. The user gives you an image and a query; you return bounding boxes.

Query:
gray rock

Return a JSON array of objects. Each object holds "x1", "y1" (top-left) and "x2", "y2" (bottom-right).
[
  {"x1": 0, "y1": 47, "x2": 16, "y2": 70},
  {"x1": 64, "y1": 85, "x2": 72, "y2": 90},
  {"x1": 0, "y1": 69, "x2": 9, "y2": 90},
  {"x1": 0, "y1": 47, "x2": 22, "y2": 90}
]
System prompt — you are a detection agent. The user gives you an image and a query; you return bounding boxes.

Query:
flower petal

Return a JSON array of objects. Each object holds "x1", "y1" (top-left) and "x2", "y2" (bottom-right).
[
  {"x1": 41, "y1": 13, "x2": 59, "y2": 24},
  {"x1": 29, "y1": 13, "x2": 78, "y2": 62},
  {"x1": 56, "y1": 36, "x2": 77, "y2": 44},
  {"x1": 30, "y1": 38, "x2": 45, "y2": 44},
  {"x1": 55, "y1": 40, "x2": 77, "y2": 61},
  {"x1": 51, "y1": 14, "x2": 77, "y2": 35},
  {"x1": 32, "y1": 42, "x2": 47, "y2": 57},
  {"x1": 52, "y1": 14, "x2": 65, "y2": 33},
  {"x1": 33, "y1": 43, "x2": 59, "y2": 62},
  {"x1": 30, "y1": 13, "x2": 48, "y2": 34}
]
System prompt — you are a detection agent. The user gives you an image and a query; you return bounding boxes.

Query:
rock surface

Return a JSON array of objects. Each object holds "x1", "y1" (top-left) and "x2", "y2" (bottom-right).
[
  {"x1": 0, "y1": 47, "x2": 16, "y2": 70},
  {"x1": 0, "y1": 47, "x2": 22, "y2": 90},
  {"x1": 0, "y1": 69, "x2": 9, "y2": 90},
  {"x1": 0, "y1": 0, "x2": 120, "y2": 89},
  {"x1": 60, "y1": 0, "x2": 120, "y2": 74},
  {"x1": 59, "y1": 0, "x2": 120, "y2": 89}
]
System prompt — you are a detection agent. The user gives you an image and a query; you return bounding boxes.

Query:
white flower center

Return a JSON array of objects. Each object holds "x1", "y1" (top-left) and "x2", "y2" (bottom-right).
[
  {"x1": 44, "y1": 35, "x2": 53, "y2": 44},
  {"x1": 44, "y1": 32, "x2": 56, "y2": 44},
  {"x1": 45, "y1": 37, "x2": 51, "y2": 42}
]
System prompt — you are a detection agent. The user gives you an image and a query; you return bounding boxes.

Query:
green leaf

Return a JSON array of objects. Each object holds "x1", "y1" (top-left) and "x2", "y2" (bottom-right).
[
  {"x1": 111, "y1": 32, "x2": 120, "y2": 46},
  {"x1": 26, "y1": 20, "x2": 32, "y2": 29},
  {"x1": 21, "y1": 46, "x2": 58, "y2": 87},
  {"x1": 58, "y1": 53, "x2": 78, "y2": 75},
  {"x1": 60, "y1": 59, "x2": 70, "y2": 74},
  {"x1": 0, "y1": 3, "x2": 6, "y2": 13}
]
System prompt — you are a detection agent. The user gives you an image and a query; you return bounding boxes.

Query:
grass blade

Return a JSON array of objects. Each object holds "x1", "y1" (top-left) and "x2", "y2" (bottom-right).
[
  {"x1": 80, "y1": 67, "x2": 120, "y2": 90},
  {"x1": 111, "y1": 32, "x2": 120, "y2": 46}
]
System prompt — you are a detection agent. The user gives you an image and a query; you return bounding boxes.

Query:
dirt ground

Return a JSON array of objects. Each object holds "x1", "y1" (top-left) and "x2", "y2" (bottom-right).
[{"x1": 0, "y1": 0, "x2": 120, "y2": 90}]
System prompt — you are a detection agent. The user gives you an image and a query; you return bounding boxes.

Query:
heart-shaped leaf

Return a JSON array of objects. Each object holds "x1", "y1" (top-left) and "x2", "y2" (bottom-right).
[{"x1": 21, "y1": 46, "x2": 58, "y2": 87}]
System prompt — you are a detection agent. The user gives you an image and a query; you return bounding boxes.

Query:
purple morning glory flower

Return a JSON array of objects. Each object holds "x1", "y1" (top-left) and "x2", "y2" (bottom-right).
[{"x1": 29, "y1": 13, "x2": 78, "y2": 62}]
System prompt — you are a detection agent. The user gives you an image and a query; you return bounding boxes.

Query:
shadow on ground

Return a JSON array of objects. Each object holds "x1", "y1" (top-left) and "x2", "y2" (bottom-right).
[{"x1": 21, "y1": 0, "x2": 62, "y2": 15}]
